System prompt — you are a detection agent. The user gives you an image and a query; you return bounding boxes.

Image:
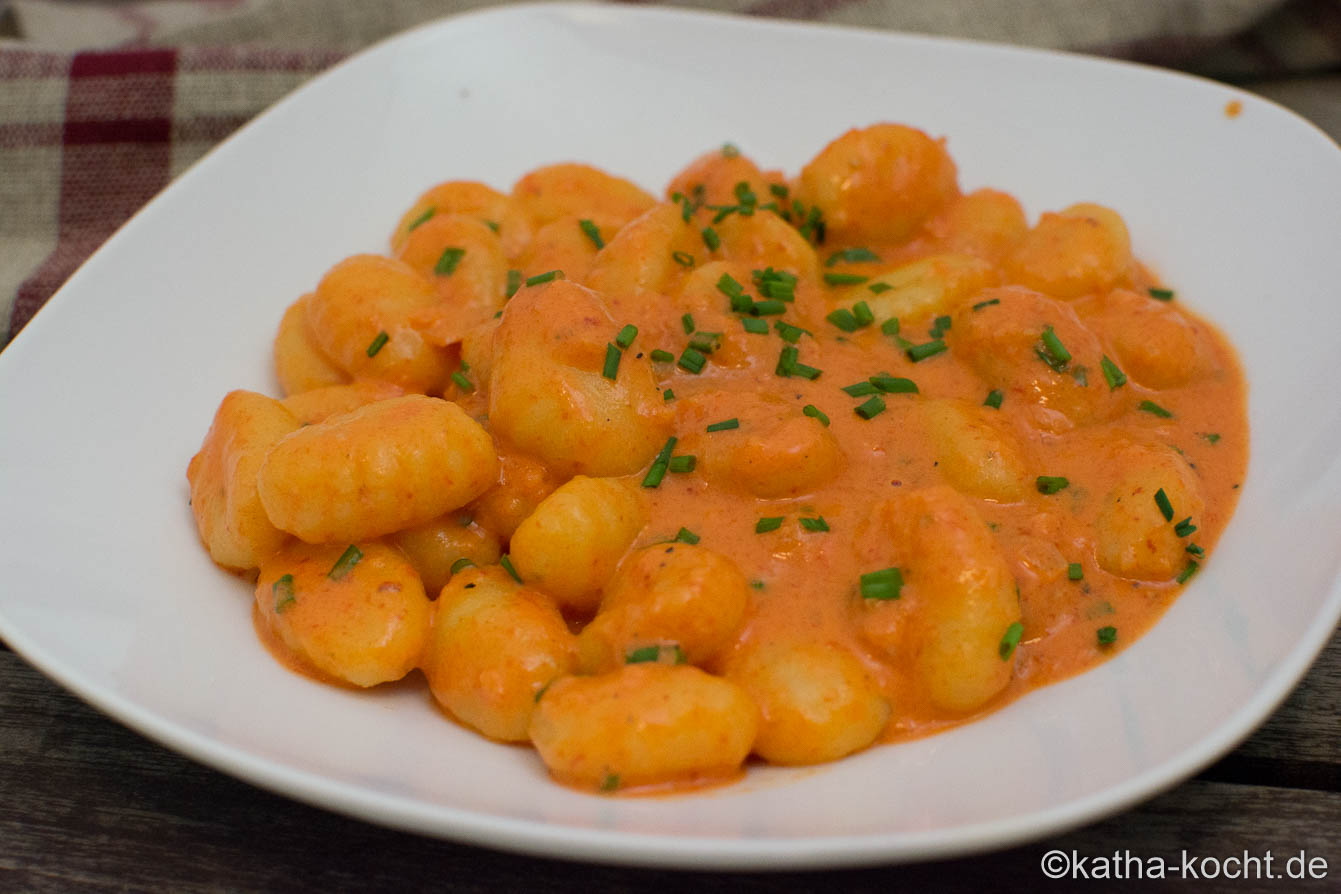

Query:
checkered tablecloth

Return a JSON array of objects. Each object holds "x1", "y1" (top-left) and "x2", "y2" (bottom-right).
[{"x1": 3, "y1": 0, "x2": 1339, "y2": 346}]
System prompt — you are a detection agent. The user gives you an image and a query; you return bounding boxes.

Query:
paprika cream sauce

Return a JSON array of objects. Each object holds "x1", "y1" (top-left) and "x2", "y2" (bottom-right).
[{"x1": 191, "y1": 123, "x2": 1247, "y2": 793}]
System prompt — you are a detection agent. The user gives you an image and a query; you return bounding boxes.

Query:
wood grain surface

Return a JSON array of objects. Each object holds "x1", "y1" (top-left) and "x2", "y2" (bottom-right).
[{"x1": 1, "y1": 627, "x2": 1337, "y2": 892}]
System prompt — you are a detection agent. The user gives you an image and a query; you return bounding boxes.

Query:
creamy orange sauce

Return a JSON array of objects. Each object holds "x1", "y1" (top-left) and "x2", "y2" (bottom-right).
[{"x1": 195, "y1": 123, "x2": 1248, "y2": 793}]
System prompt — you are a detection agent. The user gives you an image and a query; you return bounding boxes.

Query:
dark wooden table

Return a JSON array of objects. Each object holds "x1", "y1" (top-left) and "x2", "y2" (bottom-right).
[{"x1": 1, "y1": 626, "x2": 1337, "y2": 892}]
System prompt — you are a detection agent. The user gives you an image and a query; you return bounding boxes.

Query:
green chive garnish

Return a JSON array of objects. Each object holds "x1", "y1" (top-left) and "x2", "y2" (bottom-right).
[
  {"x1": 406, "y1": 206, "x2": 435, "y2": 232},
  {"x1": 799, "y1": 516, "x2": 829, "y2": 532},
  {"x1": 775, "y1": 320, "x2": 807, "y2": 343},
  {"x1": 1139, "y1": 400, "x2": 1173, "y2": 418},
  {"x1": 1177, "y1": 561, "x2": 1199, "y2": 584},
  {"x1": 701, "y1": 227, "x2": 720, "y2": 251},
  {"x1": 450, "y1": 371, "x2": 474, "y2": 392},
  {"x1": 1174, "y1": 517, "x2": 1197, "y2": 537},
  {"x1": 928, "y1": 315, "x2": 952, "y2": 339},
  {"x1": 742, "y1": 317, "x2": 769, "y2": 334},
  {"x1": 826, "y1": 247, "x2": 880, "y2": 266},
  {"x1": 852, "y1": 301, "x2": 875, "y2": 327},
  {"x1": 499, "y1": 554, "x2": 522, "y2": 582},
  {"x1": 328, "y1": 545, "x2": 363, "y2": 580},
  {"x1": 272, "y1": 574, "x2": 295, "y2": 613},
  {"x1": 750, "y1": 299, "x2": 787, "y2": 316},
  {"x1": 505, "y1": 269, "x2": 522, "y2": 297},
  {"x1": 681, "y1": 313, "x2": 695, "y2": 334},
  {"x1": 906, "y1": 340, "x2": 947, "y2": 362},
  {"x1": 984, "y1": 389, "x2": 1004, "y2": 409},
  {"x1": 1036, "y1": 476, "x2": 1069, "y2": 494},
  {"x1": 600, "y1": 773, "x2": 620, "y2": 792},
  {"x1": 689, "y1": 331, "x2": 722, "y2": 353},
  {"x1": 674, "y1": 527, "x2": 700, "y2": 544},
  {"x1": 803, "y1": 404, "x2": 830, "y2": 426},
  {"x1": 1037, "y1": 326, "x2": 1071, "y2": 371},
  {"x1": 1154, "y1": 488, "x2": 1174, "y2": 521},
  {"x1": 663, "y1": 389, "x2": 675, "y2": 401},
  {"x1": 678, "y1": 347, "x2": 706, "y2": 374},
  {"x1": 755, "y1": 517, "x2": 784, "y2": 533},
  {"x1": 826, "y1": 309, "x2": 860, "y2": 332},
  {"x1": 1068, "y1": 563, "x2": 1084, "y2": 581},
  {"x1": 1186, "y1": 543, "x2": 1205, "y2": 557},
  {"x1": 668, "y1": 455, "x2": 696, "y2": 473},
  {"x1": 1097, "y1": 625, "x2": 1118, "y2": 645},
  {"x1": 971, "y1": 297, "x2": 1000, "y2": 311},
  {"x1": 1100, "y1": 355, "x2": 1127, "y2": 389},
  {"x1": 868, "y1": 282, "x2": 893, "y2": 294},
  {"x1": 365, "y1": 331, "x2": 389, "y2": 358},
  {"x1": 434, "y1": 246, "x2": 466, "y2": 276},
  {"x1": 525, "y1": 270, "x2": 563, "y2": 287},
  {"x1": 449, "y1": 557, "x2": 475, "y2": 575},
  {"x1": 860, "y1": 567, "x2": 903, "y2": 600},
  {"x1": 824, "y1": 272, "x2": 868, "y2": 287},
  {"x1": 650, "y1": 349, "x2": 674, "y2": 363},
  {"x1": 870, "y1": 375, "x2": 918, "y2": 394},
  {"x1": 579, "y1": 218, "x2": 604, "y2": 249},
  {"x1": 1148, "y1": 287, "x2": 1175, "y2": 301},
  {"x1": 602, "y1": 343, "x2": 621, "y2": 380},
  {"x1": 753, "y1": 268, "x2": 797, "y2": 301},
  {"x1": 706, "y1": 418, "x2": 739, "y2": 432},
  {"x1": 999, "y1": 622, "x2": 1024, "y2": 659},
  {"x1": 843, "y1": 381, "x2": 879, "y2": 397},
  {"x1": 641, "y1": 437, "x2": 677, "y2": 488},
  {"x1": 672, "y1": 250, "x2": 695, "y2": 268},
  {"x1": 855, "y1": 396, "x2": 886, "y2": 419},
  {"x1": 615, "y1": 324, "x2": 637, "y2": 349},
  {"x1": 1201, "y1": 432, "x2": 1222, "y2": 444},
  {"x1": 880, "y1": 317, "x2": 900, "y2": 336}
]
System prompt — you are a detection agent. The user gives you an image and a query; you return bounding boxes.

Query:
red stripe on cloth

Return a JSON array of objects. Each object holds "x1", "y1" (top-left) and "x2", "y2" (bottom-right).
[
  {"x1": 64, "y1": 118, "x2": 172, "y2": 145},
  {"x1": 70, "y1": 50, "x2": 176, "y2": 79},
  {"x1": 8, "y1": 50, "x2": 179, "y2": 342}
]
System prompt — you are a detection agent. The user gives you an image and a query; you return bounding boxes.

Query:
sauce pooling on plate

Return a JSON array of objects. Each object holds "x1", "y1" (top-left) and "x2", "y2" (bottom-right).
[{"x1": 187, "y1": 123, "x2": 1247, "y2": 794}]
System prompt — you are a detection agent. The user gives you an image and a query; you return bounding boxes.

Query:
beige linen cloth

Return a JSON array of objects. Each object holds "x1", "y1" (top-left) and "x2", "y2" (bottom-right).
[{"x1": 1, "y1": 0, "x2": 1338, "y2": 341}]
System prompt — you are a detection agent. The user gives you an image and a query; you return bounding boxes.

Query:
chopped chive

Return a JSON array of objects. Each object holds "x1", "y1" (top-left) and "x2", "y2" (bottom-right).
[
  {"x1": 533, "y1": 681, "x2": 551, "y2": 703},
  {"x1": 855, "y1": 396, "x2": 886, "y2": 419},
  {"x1": 365, "y1": 331, "x2": 389, "y2": 358},
  {"x1": 1154, "y1": 488, "x2": 1174, "y2": 521},
  {"x1": 1100, "y1": 355, "x2": 1127, "y2": 389},
  {"x1": 626, "y1": 645, "x2": 658, "y2": 663},
  {"x1": 668, "y1": 455, "x2": 696, "y2": 474},
  {"x1": 1174, "y1": 517, "x2": 1198, "y2": 538},
  {"x1": 843, "y1": 381, "x2": 879, "y2": 397},
  {"x1": 755, "y1": 516, "x2": 784, "y2": 533},
  {"x1": 852, "y1": 301, "x2": 875, "y2": 327},
  {"x1": 706, "y1": 418, "x2": 740, "y2": 432},
  {"x1": 653, "y1": 436, "x2": 677, "y2": 464},
  {"x1": 880, "y1": 317, "x2": 900, "y2": 336},
  {"x1": 750, "y1": 579, "x2": 766, "y2": 590},
  {"x1": 662, "y1": 388, "x2": 675, "y2": 401},
  {"x1": 328, "y1": 545, "x2": 363, "y2": 580},
  {"x1": 672, "y1": 250, "x2": 695, "y2": 268},
  {"x1": 650, "y1": 349, "x2": 675, "y2": 363},
  {"x1": 799, "y1": 516, "x2": 829, "y2": 532},
  {"x1": 999, "y1": 622, "x2": 1025, "y2": 659},
  {"x1": 870, "y1": 375, "x2": 918, "y2": 394},
  {"x1": 775, "y1": 320, "x2": 807, "y2": 343},
  {"x1": 728, "y1": 292, "x2": 753, "y2": 314},
  {"x1": 753, "y1": 267, "x2": 797, "y2": 301},
  {"x1": 826, "y1": 247, "x2": 880, "y2": 266},
  {"x1": 984, "y1": 389, "x2": 1004, "y2": 409},
  {"x1": 701, "y1": 227, "x2": 721, "y2": 251},
  {"x1": 406, "y1": 205, "x2": 435, "y2": 232},
  {"x1": 1176, "y1": 561, "x2": 1199, "y2": 584},
  {"x1": 824, "y1": 272, "x2": 868, "y2": 286},
  {"x1": 1096, "y1": 625, "x2": 1118, "y2": 645},
  {"x1": 1148, "y1": 287, "x2": 1175, "y2": 301},
  {"x1": 434, "y1": 246, "x2": 466, "y2": 276},
  {"x1": 450, "y1": 371, "x2": 474, "y2": 392},
  {"x1": 1139, "y1": 400, "x2": 1173, "y2": 418},
  {"x1": 742, "y1": 317, "x2": 769, "y2": 334},
  {"x1": 906, "y1": 339, "x2": 947, "y2": 362},
  {"x1": 775, "y1": 345, "x2": 799, "y2": 376},
  {"x1": 1201, "y1": 432, "x2": 1222, "y2": 444},
  {"x1": 971, "y1": 297, "x2": 1000, "y2": 311},
  {"x1": 499, "y1": 554, "x2": 522, "y2": 582},
  {"x1": 750, "y1": 299, "x2": 787, "y2": 316},
  {"x1": 721, "y1": 142, "x2": 740, "y2": 158},
  {"x1": 484, "y1": 219, "x2": 500, "y2": 233},
  {"x1": 803, "y1": 404, "x2": 830, "y2": 426},
  {"x1": 1036, "y1": 476, "x2": 1069, "y2": 494},
  {"x1": 689, "y1": 331, "x2": 723, "y2": 353},
  {"x1": 505, "y1": 268, "x2": 522, "y2": 297},
  {"x1": 674, "y1": 527, "x2": 700, "y2": 544},
  {"x1": 1186, "y1": 543, "x2": 1205, "y2": 557},
  {"x1": 928, "y1": 315, "x2": 953, "y2": 339},
  {"x1": 579, "y1": 218, "x2": 604, "y2": 249},
  {"x1": 868, "y1": 282, "x2": 894, "y2": 294},
  {"x1": 602, "y1": 343, "x2": 622, "y2": 380},
  {"x1": 859, "y1": 567, "x2": 903, "y2": 600},
  {"x1": 716, "y1": 273, "x2": 745, "y2": 300},
  {"x1": 790, "y1": 361, "x2": 822, "y2": 380},
  {"x1": 769, "y1": 183, "x2": 789, "y2": 199},
  {"x1": 681, "y1": 313, "x2": 695, "y2": 334},
  {"x1": 272, "y1": 574, "x2": 295, "y2": 613},
  {"x1": 524, "y1": 270, "x2": 563, "y2": 287},
  {"x1": 615, "y1": 324, "x2": 638, "y2": 349},
  {"x1": 826, "y1": 309, "x2": 861, "y2": 332},
  {"x1": 600, "y1": 773, "x2": 620, "y2": 792},
  {"x1": 1037, "y1": 325, "x2": 1071, "y2": 371},
  {"x1": 1068, "y1": 563, "x2": 1084, "y2": 581},
  {"x1": 449, "y1": 557, "x2": 476, "y2": 575},
  {"x1": 678, "y1": 347, "x2": 706, "y2": 374},
  {"x1": 641, "y1": 437, "x2": 677, "y2": 488}
]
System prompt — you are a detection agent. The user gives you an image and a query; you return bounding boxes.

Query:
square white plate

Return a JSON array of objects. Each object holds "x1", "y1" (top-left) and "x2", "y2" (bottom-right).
[{"x1": 2, "y1": 3, "x2": 1340, "y2": 870}]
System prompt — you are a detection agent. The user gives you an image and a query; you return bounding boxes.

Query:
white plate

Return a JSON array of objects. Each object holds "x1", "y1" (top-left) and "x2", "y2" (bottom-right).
[{"x1": 2, "y1": 3, "x2": 1339, "y2": 870}]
